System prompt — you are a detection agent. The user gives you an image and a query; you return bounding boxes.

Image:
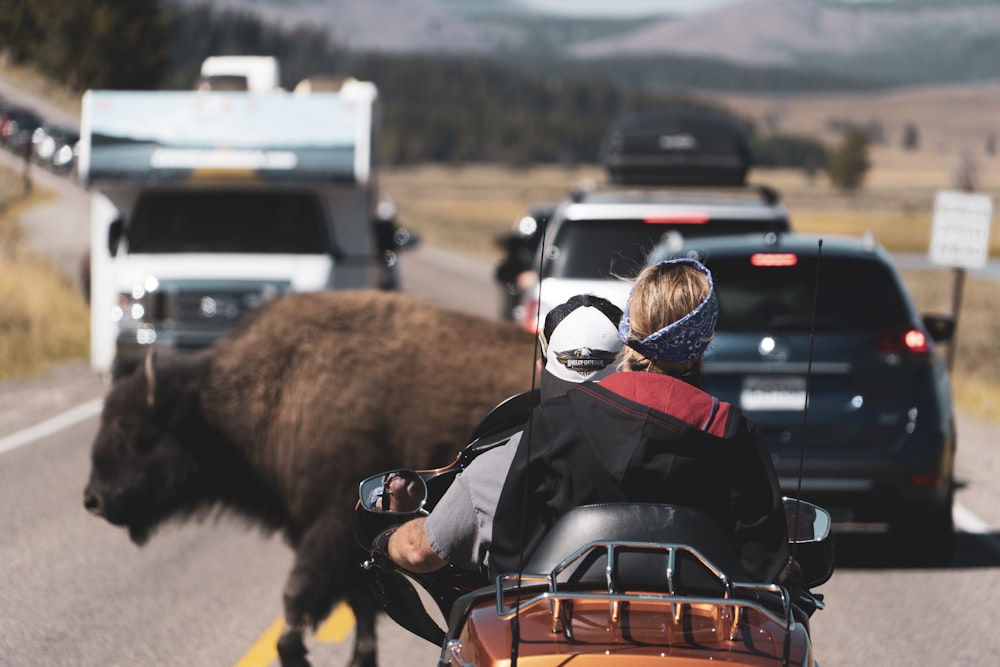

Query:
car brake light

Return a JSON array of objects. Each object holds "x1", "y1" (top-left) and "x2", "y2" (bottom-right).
[
  {"x1": 871, "y1": 328, "x2": 930, "y2": 357},
  {"x1": 903, "y1": 329, "x2": 928, "y2": 352},
  {"x1": 643, "y1": 213, "x2": 710, "y2": 224},
  {"x1": 751, "y1": 253, "x2": 798, "y2": 267},
  {"x1": 908, "y1": 473, "x2": 940, "y2": 488}
]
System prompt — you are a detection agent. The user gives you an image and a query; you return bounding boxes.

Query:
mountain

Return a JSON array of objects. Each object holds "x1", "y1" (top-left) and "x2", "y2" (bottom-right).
[
  {"x1": 570, "y1": 1, "x2": 1000, "y2": 65},
  {"x1": 168, "y1": 0, "x2": 1000, "y2": 89}
]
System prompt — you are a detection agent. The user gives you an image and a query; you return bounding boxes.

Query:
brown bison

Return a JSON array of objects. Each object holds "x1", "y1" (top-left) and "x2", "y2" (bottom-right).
[{"x1": 83, "y1": 289, "x2": 536, "y2": 667}]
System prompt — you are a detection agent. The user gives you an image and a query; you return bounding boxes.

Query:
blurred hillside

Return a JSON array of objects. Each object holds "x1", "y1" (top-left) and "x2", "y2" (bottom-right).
[
  {"x1": 4, "y1": 0, "x2": 997, "y2": 176},
  {"x1": 170, "y1": 0, "x2": 1000, "y2": 90}
]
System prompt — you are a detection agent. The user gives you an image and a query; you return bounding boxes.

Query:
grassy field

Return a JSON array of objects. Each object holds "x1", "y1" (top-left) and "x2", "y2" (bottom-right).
[{"x1": 0, "y1": 170, "x2": 89, "y2": 379}]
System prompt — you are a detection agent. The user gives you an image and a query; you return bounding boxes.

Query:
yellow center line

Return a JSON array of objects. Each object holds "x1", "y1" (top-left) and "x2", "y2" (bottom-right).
[{"x1": 232, "y1": 602, "x2": 356, "y2": 667}]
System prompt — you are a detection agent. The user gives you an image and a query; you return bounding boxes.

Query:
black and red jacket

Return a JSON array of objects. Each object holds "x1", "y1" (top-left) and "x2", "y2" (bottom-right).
[{"x1": 490, "y1": 371, "x2": 789, "y2": 584}]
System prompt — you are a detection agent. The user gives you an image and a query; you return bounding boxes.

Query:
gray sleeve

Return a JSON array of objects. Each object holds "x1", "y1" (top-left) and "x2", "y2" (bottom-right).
[{"x1": 424, "y1": 432, "x2": 521, "y2": 572}]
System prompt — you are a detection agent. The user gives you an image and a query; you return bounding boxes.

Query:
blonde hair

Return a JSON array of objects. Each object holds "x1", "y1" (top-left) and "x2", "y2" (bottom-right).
[{"x1": 618, "y1": 261, "x2": 713, "y2": 375}]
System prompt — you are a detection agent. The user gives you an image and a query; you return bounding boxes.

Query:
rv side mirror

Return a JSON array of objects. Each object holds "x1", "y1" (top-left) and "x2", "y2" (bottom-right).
[
  {"x1": 108, "y1": 218, "x2": 124, "y2": 258},
  {"x1": 359, "y1": 469, "x2": 427, "y2": 514}
]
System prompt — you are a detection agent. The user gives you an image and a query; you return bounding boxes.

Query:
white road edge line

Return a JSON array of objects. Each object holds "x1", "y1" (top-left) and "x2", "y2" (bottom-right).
[
  {"x1": 954, "y1": 502, "x2": 1000, "y2": 559},
  {"x1": 0, "y1": 398, "x2": 104, "y2": 455},
  {"x1": 954, "y1": 502, "x2": 992, "y2": 534}
]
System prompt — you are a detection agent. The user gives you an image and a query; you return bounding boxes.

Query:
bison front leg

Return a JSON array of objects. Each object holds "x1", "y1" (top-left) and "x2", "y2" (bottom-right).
[{"x1": 277, "y1": 516, "x2": 379, "y2": 667}]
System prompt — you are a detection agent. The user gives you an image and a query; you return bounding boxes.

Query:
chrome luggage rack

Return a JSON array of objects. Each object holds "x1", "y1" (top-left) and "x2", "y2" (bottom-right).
[{"x1": 495, "y1": 540, "x2": 793, "y2": 639}]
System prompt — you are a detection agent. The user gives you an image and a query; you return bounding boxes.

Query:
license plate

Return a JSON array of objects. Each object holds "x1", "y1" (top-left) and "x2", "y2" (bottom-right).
[{"x1": 740, "y1": 375, "x2": 807, "y2": 411}]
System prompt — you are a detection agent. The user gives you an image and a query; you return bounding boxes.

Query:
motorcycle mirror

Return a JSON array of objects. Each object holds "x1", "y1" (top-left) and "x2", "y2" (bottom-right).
[
  {"x1": 783, "y1": 497, "x2": 832, "y2": 543},
  {"x1": 359, "y1": 469, "x2": 428, "y2": 514}
]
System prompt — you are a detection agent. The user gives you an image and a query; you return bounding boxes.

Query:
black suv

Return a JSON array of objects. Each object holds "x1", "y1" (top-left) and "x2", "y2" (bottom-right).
[{"x1": 650, "y1": 233, "x2": 957, "y2": 563}]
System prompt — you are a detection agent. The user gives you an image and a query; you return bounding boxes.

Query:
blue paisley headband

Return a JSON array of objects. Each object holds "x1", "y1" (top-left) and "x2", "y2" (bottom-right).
[{"x1": 618, "y1": 258, "x2": 718, "y2": 364}]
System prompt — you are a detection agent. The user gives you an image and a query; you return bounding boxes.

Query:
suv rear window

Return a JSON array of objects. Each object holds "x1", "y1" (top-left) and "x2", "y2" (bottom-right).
[
  {"x1": 545, "y1": 219, "x2": 786, "y2": 280},
  {"x1": 709, "y1": 256, "x2": 911, "y2": 332},
  {"x1": 128, "y1": 191, "x2": 329, "y2": 254}
]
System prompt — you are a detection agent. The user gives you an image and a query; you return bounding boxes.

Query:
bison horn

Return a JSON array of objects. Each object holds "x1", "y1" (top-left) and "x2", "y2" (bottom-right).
[{"x1": 144, "y1": 348, "x2": 156, "y2": 408}]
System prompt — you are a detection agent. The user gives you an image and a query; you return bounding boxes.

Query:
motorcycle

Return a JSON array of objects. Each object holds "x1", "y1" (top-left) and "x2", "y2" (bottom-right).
[{"x1": 355, "y1": 393, "x2": 835, "y2": 666}]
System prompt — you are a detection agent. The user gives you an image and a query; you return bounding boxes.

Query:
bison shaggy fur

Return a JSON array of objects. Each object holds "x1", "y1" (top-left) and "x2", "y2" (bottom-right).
[{"x1": 83, "y1": 289, "x2": 536, "y2": 667}]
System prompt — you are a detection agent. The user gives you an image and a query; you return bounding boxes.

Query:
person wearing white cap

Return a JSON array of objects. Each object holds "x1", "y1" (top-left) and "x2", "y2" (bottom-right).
[
  {"x1": 537, "y1": 293, "x2": 624, "y2": 400},
  {"x1": 369, "y1": 294, "x2": 624, "y2": 577},
  {"x1": 487, "y1": 258, "x2": 789, "y2": 584}
]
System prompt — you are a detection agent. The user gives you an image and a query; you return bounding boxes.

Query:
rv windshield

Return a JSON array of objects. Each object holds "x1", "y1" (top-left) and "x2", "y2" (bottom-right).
[{"x1": 127, "y1": 191, "x2": 329, "y2": 254}]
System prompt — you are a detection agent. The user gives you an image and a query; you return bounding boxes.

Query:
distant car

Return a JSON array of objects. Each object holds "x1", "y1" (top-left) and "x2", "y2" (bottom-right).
[
  {"x1": 0, "y1": 105, "x2": 43, "y2": 154},
  {"x1": 518, "y1": 184, "x2": 791, "y2": 332},
  {"x1": 649, "y1": 232, "x2": 957, "y2": 564},
  {"x1": 32, "y1": 123, "x2": 80, "y2": 172},
  {"x1": 494, "y1": 204, "x2": 556, "y2": 322}
]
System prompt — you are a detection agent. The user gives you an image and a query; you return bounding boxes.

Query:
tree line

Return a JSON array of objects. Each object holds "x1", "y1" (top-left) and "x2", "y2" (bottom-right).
[{"x1": 2, "y1": 0, "x2": 850, "y2": 180}]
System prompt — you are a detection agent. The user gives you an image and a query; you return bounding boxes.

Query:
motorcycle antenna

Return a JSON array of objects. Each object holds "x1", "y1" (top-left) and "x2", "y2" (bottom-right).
[
  {"x1": 793, "y1": 239, "x2": 822, "y2": 534},
  {"x1": 783, "y1": 237, "x2": 823, "y2": 666}
]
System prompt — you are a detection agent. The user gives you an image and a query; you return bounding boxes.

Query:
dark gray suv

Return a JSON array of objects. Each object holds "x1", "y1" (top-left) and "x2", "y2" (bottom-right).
[{"x1": 650, "y1": 233, "x2": 957, "y2": 564}]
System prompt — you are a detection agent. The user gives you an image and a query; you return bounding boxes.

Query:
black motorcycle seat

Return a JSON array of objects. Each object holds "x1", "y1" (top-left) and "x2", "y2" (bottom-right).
[{"x1": 523, "y1": 503, "x2": 751, "y2": 596}]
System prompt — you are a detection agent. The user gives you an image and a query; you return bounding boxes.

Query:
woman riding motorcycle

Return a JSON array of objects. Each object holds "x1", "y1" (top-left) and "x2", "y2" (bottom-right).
[{"x1": 375, "y1": 259, "x2": 790, "y2": 587}]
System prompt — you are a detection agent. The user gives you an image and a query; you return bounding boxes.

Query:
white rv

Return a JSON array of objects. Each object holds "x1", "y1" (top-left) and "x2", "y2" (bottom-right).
[{"x1": 78, "y1": 79, "x2": 382, "y2": 377}]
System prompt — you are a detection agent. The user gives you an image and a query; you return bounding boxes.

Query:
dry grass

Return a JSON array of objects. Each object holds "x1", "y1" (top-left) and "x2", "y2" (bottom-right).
[
  {"x1": 382, "y1": 163, "x2": 602, "y2": 260},
  {"x1": 711, "y1": 83, "x2": 1000, "y2": 164},
  {"x1": 0, "y1": 172, "x2": 89, "y2": 380},
  {"x1": 0, "y1": 57, "x2": 82, "y2": 118},
  {"x1": 900, "y1": 269, "x2": 1000, "y2": 422}
]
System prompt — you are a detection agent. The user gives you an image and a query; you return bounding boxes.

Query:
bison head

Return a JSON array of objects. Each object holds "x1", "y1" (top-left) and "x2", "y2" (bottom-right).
[{"x1": 83, "y1": 353, "x2": 205, "y2": 545}]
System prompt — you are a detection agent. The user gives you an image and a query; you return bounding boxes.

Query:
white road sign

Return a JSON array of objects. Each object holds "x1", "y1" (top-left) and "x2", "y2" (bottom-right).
[{"x1": 930, "y1": 190, "x2": 993, "y2": 269}]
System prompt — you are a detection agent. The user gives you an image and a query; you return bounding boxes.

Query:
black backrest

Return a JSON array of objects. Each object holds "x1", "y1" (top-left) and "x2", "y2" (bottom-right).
[{"x1": 524, "y1": 503, "x2": 750, "y2": 595}]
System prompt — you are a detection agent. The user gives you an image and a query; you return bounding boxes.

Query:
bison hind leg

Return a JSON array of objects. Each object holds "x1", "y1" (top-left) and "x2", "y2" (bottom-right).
[{"x1": 347, "y1": 581, "x2": 379, "y2": 667}]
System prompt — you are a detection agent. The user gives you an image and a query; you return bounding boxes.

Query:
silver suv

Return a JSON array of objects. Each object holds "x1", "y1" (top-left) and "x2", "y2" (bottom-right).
[{"x1": 518, "y1": 184, "x2": 791, "y2": 332}]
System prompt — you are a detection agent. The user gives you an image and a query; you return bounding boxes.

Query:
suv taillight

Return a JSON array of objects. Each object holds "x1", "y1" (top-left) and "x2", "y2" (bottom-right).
[
  {"x1": 643, "y1": 213, "x2": 710, "y2": 224},
  {"x1": 871, "y1": 327, "x2": 931, "y2": 362},
  {"x1": 751, "y1": 253, "x2": 798, "y2": 267}
]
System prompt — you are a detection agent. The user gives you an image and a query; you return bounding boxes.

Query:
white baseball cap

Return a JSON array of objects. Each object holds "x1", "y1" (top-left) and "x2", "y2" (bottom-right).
[{"x1": 539, "y1": 295, "x2": 623, "y2": 399}]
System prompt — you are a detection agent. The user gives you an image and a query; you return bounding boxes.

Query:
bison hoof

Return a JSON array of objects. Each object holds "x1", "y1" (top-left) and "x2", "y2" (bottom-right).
[{"x1": 276, "y1": 637, "x2": 311, "y2": 667}]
